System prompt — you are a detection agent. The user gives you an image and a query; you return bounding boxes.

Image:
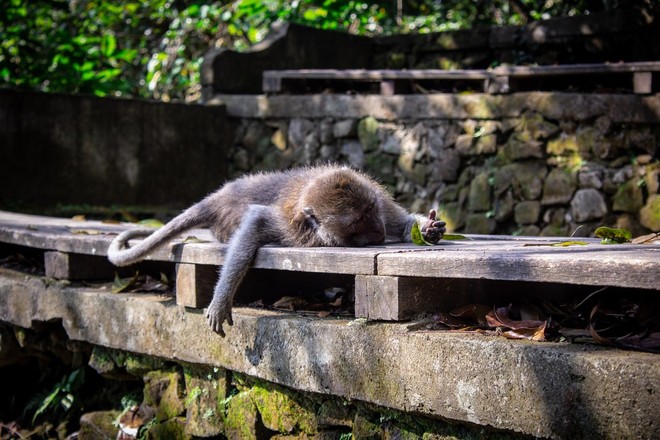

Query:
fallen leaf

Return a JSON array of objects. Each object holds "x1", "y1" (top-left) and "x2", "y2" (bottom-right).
[
  {"x1": 551, "y1": 241, "x2": 588, "y2": 247},
  {"x1": 182, "y1": 236, "x2": 209, "y2": 244},
  {"x1": 138, "y1": 218, "x2": 164, "y2": 228},
  {"x1": 112, "y1": 272, "x2": 140, "y2": 294},
  {"x1": 451, "y1": 304, "x2": 491, "y2": 326},
  {"x1": 632, "y1": 232, "x2": 660, "y2": 244},
  {"x1": 317, "y1": 310, "x2": 332, "y2": 318},
  {"x1": 443, "y1": 234, "x2": 469, "y2": 240},
  {"x1": 523, "y1": 241, "x2": 587, "y2": 247},
  {"x1": 68, "y1": 228, "x2": 103, "y2": 235},
  {"x1": 273, "y1": 296, "x2": 308, "y2": 310},
  {"x1": 594, "y1": 226, "x2": 631, "y2": 244}
]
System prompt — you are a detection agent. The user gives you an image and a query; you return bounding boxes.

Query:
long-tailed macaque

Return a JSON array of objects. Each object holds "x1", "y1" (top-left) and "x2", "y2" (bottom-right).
[{"x1": 108, "y1": 165, "x2": 446, "y2": 335}]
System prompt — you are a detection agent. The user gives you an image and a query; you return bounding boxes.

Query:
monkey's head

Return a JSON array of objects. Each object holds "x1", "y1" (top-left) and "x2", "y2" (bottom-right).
[{"x1": 301, "y1": 170, "x2": 386, "y2": 247}]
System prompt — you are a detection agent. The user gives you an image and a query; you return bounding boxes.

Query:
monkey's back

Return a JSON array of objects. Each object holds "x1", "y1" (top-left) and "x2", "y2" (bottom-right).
[{"x1": 204, "y1": 167, "x2": 319, "y2": 242}]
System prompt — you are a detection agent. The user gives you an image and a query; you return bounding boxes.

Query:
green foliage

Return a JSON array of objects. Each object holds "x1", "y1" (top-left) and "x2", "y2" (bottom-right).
[
  {"x1": 28, "y1": 368, "x2": 85, "y2": 424},
  {"x1": 595, "y1": 226, "x2": 632, "y2": 244},
  {"x1": 1, "y1": 0, "x2": 604, "y2": 101}
]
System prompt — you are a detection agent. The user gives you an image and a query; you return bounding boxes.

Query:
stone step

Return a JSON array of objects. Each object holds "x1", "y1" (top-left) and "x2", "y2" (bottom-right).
[{"x1": 0, "y1": 269, "x2": 658, "y2": 439}]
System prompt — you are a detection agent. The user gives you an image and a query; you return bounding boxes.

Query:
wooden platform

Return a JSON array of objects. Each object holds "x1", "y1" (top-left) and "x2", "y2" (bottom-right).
[
  {"x1": 263, "y1": 61, "x2": 660, "y2": 95},
  {"x1": 0, "y1": 210, "x2": 658, "y2": 321}
]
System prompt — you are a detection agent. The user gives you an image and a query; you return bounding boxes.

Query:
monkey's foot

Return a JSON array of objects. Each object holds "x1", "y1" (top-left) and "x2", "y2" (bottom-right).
[
  {"x1": 206, "y1": 299, "x2": 234, "y2": 336},
  {"x1": 421, "y1": 209, "x2": 447, "y2": 244}
]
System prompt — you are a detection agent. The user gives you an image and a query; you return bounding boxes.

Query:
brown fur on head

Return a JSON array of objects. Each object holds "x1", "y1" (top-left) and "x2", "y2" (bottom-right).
[{"x1": 300, "y1": 169, "x2": 386, "y2": 246}]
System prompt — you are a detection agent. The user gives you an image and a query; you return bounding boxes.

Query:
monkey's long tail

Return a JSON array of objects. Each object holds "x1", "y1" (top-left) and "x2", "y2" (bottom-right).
[
  {"x1": 107, "y1": 229, "x2": 160, "y2": 266},
  {"x1": 107, "y1": 201, "x2": 211, "y2": 267}
]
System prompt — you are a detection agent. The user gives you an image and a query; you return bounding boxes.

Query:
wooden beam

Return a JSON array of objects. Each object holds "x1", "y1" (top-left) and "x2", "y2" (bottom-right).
[
  {"x1": 633, "y1": 71, "x2": 653, "y2": 94},
  {"x1": 175, "y1": 263, "x2": 217, "y2": 308},
  {"x1": 355, "y1": 275, "x2": 454, "y2": 321},
  {"x1": 45, "y1": 251, "x2": 116, "y2": 280}
]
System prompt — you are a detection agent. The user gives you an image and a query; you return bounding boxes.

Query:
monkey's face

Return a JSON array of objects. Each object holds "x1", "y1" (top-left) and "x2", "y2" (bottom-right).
[
  {"x1": 302, "y1": 171, "x2": 387, "y2": 247},
  {"x1": 308, "y1": 196, "x2": 386, "y2": 247}
]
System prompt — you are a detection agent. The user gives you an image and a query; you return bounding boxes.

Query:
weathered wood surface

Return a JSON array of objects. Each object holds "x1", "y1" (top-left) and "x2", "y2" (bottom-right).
[
  {"x1": 0, "y1": 211, "x2": 377, "y2": 275},
  {"x1": 1, "y1": 211, "x2": 658, "y2": 301},
  {"x1": 377, "y1": 243, "x2": 660, "y2": 290},
  {"x1": 263, "y1": 61, "x2": 660, "y2": 95}
]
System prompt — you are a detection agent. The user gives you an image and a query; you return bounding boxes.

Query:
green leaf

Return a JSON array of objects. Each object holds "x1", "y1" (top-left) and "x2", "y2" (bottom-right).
[
  {"x1": 101, "y1": 32, "x2": 116, "y2": 57},
  {"x1": 138, "y1": 218, "x2": 164, "y2": 228},
  {"x1": 594, "y1": 226, "x2": 631, "y2": 244},
  {"x1": 411, "y1": 222, "x2": 432, "y2": 246},
  {"x1": 443, "y1": 234, "x2": 468, "y2": 240},
  {"x1": 551, "y1": 241, "x2": 588, "y2": 247}
]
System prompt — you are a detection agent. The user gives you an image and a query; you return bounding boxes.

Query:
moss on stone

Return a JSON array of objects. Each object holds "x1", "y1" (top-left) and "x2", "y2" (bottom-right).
[
  {"x1": 251, "y1": 383, "x2": 318, "y2": 435},
  {"x1": 612, "y1": 180, "x2": 644, "y2": 213},
  {"x1": 78, "y1": 410, "x2": 121, "y2": 440},
  {"x1": 143, "y1": 370, "x2": 185, "y2": 422},
  {"x1": 547, "y1": 135, "x2": 579, "y2": 156},
  {"x1": 225, "y1": 390, "x2": 264, "y2": 440},
  {"x1": 357, "y1": 117, "x2": 380, "y2": 152},
  {"x1": 640, "y1": 195, "x2": 660, "y2": 231},
  {"x1": 181, "y1": 363, "x2": 227, "y2": 437},
  {"x1": 145, "y1": 417, "x2": 190, "y2": 440}
]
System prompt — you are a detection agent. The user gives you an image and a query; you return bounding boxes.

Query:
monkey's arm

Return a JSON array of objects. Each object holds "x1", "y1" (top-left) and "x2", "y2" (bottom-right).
[
  {"x1": 383, "y1": 200, "x2": 446, "y2": 244},
  {"x1": 206, "y1": 204, "x2": 282, "y2": 335}
]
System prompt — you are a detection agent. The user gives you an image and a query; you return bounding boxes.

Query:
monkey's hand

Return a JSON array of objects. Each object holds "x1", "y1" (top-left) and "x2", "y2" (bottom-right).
[
  {"x1": 206, "y1": 297, "x2": 233, "y2": 336},
  {"x1": 420, "y1": 209, "x2": 446, "y2": 244}
]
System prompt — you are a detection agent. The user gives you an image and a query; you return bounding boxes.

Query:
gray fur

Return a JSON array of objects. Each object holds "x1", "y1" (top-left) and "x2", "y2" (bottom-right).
[{"x1": 107, "y1": 165, "x2": 445, "y2": 335}]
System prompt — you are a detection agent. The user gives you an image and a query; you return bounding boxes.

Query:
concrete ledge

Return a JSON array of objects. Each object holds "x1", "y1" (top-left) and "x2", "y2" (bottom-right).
[
  {"x1": 1, "y1": 268, "x2": 658, "y2": 439},
  {"x1": 211, "y1": 92, "x2": 660, "y2": 123}
]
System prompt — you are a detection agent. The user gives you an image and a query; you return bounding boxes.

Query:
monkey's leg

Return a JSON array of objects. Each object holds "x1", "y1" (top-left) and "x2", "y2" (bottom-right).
[{"x1": 206, "y1": 204, "x2": 281, "y2": 335}]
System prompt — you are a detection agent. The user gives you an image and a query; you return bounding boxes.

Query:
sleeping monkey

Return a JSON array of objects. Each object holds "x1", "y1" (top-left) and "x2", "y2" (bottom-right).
[{"x1": 108, "y1": 165, "x2": 446, "y2": 335}]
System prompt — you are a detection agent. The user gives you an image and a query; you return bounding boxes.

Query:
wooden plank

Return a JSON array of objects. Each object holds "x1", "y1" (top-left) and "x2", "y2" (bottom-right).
[
  {"x1": 0, "y1": 211, "x2": 378, "y2": 275},
  {"x1": 355, "y1": 275, "x2": 454, "y2": 320},
  {"x1": 262, "y1": 62, "x2": 660, "y2": 95},
  {"x1": 44, "y1": 251, "x2": 117, "y2": 280},
  {"x1": 262, "y1": 63, "x2": 660, "y2": 83},
  {"x1": 376, "y1": 245, "x2": 660, "y2": 290},
  {"x1": 175, "y1": 263, "x2": 217, "y2": 308},
  {"x1": 633, "y1": 72, "x2": 653, "y2": 94},
  {"x1": 2, "y1": 211, "x2": 659, "y2": 291}
]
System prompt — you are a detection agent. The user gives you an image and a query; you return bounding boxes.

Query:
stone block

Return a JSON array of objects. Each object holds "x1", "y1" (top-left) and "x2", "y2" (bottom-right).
[
  {"x1": 542, "y1": 168, "x2": 577, "y2": 206},
  {"x1": 514, "y1": 201, "x2": 541, "y2": 225},
  {"x1": 78, "y1": 411, "x2": 121, "y2": 440},
  {"x1": 468, "y1": 172, "x2": 492, "y2": 212},
  {"x1": 502, "y1": 134, "x2": 543, "y2": 160},
  {"x1": 640, "y1": 195, "x2": 660, "y2": 231},
  {"x1": 357, "y1": 116, "x2": 380, "y2": 152},
  {"x1": 183, "y1": 364, "x2": 229, "y2": 437},
  {"x1": 570, "y1": 189, "x2": 607, "y2": 223},
  {"x1": 225, "y1": 390, "x2": 268, "y2": 440},
  {"x1": 612, "y1": 180, "x2": 644, "y2": 213},
  {"x1": 333, "y1": 119, "x2": 357, "y2": 138},
  {"x1": 251, "y1": 383, "x2": 318, "y2": 434},
  {"x1": 144, "y1": 370, "x2": 185, "y2": 422},
  {"x1": 465, "y1": 213, "x2": 496, "y2": 234}
]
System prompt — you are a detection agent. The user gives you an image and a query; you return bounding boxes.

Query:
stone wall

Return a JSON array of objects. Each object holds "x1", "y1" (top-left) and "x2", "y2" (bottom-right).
[
  {"x1": 0, "y1": 321, "x2": 521, "y2": 439},
  {"x1": 216, "y1": 93, "x2": 660, "y2": 237}
]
